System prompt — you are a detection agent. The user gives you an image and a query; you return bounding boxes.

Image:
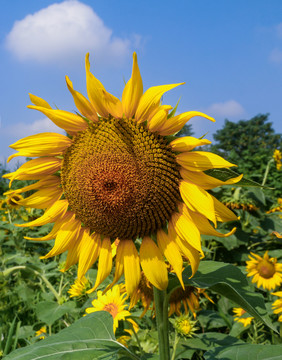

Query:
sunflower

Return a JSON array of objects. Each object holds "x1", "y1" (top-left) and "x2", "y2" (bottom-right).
[
  {"x1": 85, "y1": 284, "x2": 130, "y2": 333},
  {"x1": 246, "y1": 251, "x2": 282, "y2": 291},
  {"x1": 272, "y1": 291, "x2": 282, "y2": 322},
  {"x1": 35, "y1": 326, "x2": 47, "y2": 339},
  {"x1": 3, "y1": 53, "x2": 240, "y2": 296},
  {"x1": 68, "y1": 276, "x2": 90, "y2": 298},
  {"x1": 273, "y1": 149, "x2": 282, "y2": 170},
  {"x1": 232, "y1": 307, "x2": 254, "y2": 327},
  {"x1": 168, "y1": 285, "x2": 213, "y2": 318},
  {"x1": 130, "y1": 271, "x2": 154, "y2": 317},
  {"x1": 171, "y1": 314, "x2": 198, "y2": 337}
]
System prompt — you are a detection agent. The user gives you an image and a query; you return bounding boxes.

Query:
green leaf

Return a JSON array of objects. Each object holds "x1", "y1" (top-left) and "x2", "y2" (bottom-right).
[
  {"x1": 204, "y1": 344, "x2": 282, "y2": 359},
  {"x1": 35, "y1": 301, "x2": 76, "y2": 326},
  {"x1": 5, "y1": 312, "x2": 139, "y2": 360},
  {"x1": 205, "y1": 168, "x2": 271, "y2": 188},
  {"x1": 179, "y1": 332, "x2": 244, "y2": 352},
  {"x1": 168, "y1": 261, "x2": 277, "y2": 332}
]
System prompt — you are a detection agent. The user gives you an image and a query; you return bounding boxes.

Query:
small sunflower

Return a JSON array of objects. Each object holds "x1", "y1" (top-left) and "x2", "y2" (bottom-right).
[
  {"x1": 232, "y1": 307, "x2": 254, "y2": 327},
  {"x1": 3, "y1": 53, "x2": 240, "y2": 296},
  {"x1": 272, "y1": 291, "x2": 282, "y2": 322},
  {"x1": 171, "y1": 314, "x2": 198, "y2": 337},
  {"x1": 85, "y1": 284, "x2": 130, "y2": 333},
  {"x1": 273, "y1": 149, "x2": 282, "y2": 170},
  {"x1": 246, "y1": 251, "x2": 282, "y2": 291},
  {"x1": 169, "y1": 285, "x2": 213, "y2": 318},
  {"x1": 35, "y1": 326, "x2": 47, "y2": 339},
  {"x1": 68, "y1": 276, "x2": 90, "y2": 298}
]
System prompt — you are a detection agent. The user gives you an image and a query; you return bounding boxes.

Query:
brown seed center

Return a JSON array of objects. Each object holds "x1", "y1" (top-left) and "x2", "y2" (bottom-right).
[{"x1": 61, "y1": 117, "x2": 181, "y2": 240}]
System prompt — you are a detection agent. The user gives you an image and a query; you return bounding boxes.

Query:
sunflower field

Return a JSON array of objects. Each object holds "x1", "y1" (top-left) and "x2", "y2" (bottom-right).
[{"x1": 1, "y1": 53, "x2": 282, "y2": 360}]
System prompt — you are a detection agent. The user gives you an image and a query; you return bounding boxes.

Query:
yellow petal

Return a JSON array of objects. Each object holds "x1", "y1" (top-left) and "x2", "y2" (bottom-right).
[
  {"x1": 15, "y1": 186, "x2": 63, "y2": 209},
  {"x1": 140, "y1": 236, "x2": 168, "y2": 290},
  {"x1": 122, "y1": 52, "x2": 143, "y2": 118},
  {"x1": 27, "y1": 106, "x2": 87, "y2": 134},
  {"x1": 85, "y1": 53, "x2": 122, "y2": 118},
  {"x1": 77, "y1": 230, "x2": 101, "y2": 280},
  {"x1": 101, "y1": 89, "x2": 123, "y2": 118},
  {"x1": 176, "y1": 151, "x2": 236, "y2": 172},
  {"x1": 63, "y1": 229, "x2": 85, "y2": 271},
  {"x1": 170, "y1": 204, "x2": 202, "y2": 254},
  {"x1": 180, "y1": 168, "x2": 243, "y2": 190},
  {"x1": 15, "y1": 199, "x2": 68, "y2": 227},
  {"x1": 187, "y1": 209, "x2": 237, "y2": 238},
  {"x1": 170, "y1": 136, "x2": 211, "y2": 152},
  {"x1": 88, "y1": 237, "x2": 112, "y2": 293},
  {"x1": 107, "y1": 239, "x2": 126, "y2": 290},
  {"x1": 4, "y1": 175, "x2": 60, "y2": 195},
  {"x1": 9, "y1": 132, "x2": 71, "y2": 160},
  {"x1": 147, "y1": 105, "x2": 173, "y2": 132},
  {"x1": 123, "y1": 240, "x2": 141, "y2": 296},
  {"x1": 41, "y1": 216, "x2": 81, "y2": 259},
  {"x1": 212, "y1": 195, "x2": 239, "y2": 222},
  {"x1": 66, "y1": 76, "x2": 98, "y2": 122},
  {"x1": 29, "y1": 93, "x2": 52, "y2": 109},
  {"x1": 168, "y1": 221, "x2": 200, "y2": 277},
  {"x1": 24, "y1": 211, "x2": 74, "y2": 241},
  {"x1": 158, "y1": 111, "x2": 215, "y2": 136},
  {"x1": 180, "y1": 180, "x2": 217, "y2": 225},
  {"x1": 7, "y1": 157, "x2": 62, "y2": 187},
  {"x1": 157, "y1": 229, "x2": 184, "y2": 289},
  {"x1": 135, "y1": 83, "x2": 184, "y2": 123}
]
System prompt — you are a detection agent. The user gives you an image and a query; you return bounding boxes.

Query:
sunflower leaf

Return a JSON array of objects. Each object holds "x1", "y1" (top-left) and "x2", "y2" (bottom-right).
[
  {"x1": 5, "y1": 312, "x2": 139, "y2": 360},
  {"x1": 168, "y1": 261, "x2": 277, "y2": 333},
  {"x1": 205, "y1": 168, "x2": 272, "y2": 188},
  {"x1": 204, "y1": 344, "x2": 282, "y2": 359}
]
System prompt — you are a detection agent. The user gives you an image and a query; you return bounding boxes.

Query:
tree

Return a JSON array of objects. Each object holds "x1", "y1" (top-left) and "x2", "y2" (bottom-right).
[{"x1": 211, "y1": 114, "x2": 282, "y2": 197}]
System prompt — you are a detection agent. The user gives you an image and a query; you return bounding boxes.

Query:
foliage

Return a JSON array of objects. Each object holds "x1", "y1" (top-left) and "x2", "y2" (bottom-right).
[{"x1": 210, "y1": 114, "x2": 282, "y2": 197}]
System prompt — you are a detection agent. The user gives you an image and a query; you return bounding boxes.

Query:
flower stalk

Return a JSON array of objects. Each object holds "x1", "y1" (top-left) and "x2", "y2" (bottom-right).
[{"x1": 153, "y1": 287, "x2": 170, "y2": 360}]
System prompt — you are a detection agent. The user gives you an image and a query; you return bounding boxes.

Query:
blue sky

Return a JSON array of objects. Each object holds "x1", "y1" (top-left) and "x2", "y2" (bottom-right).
[{"x1": 1, "y1": 0, "x2": 282, "y2": 169}]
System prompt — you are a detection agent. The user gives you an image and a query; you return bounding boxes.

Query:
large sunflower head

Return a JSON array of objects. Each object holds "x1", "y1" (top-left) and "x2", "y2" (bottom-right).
[
  {"x1": 246, "y1": 251, "x2": 282, "y2": 291},
  {"x1": 4, "y1": 53, "x2": 241, "y2": 297}
]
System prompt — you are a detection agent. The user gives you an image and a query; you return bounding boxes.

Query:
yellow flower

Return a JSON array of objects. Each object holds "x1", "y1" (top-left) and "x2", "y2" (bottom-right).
[
  {"x1": 246, "y1": 251, "x2": 282, "y2": 290},
  {"x1": 272, "y1": 291, "x2": 282, "y2": 322},
  {"x1": 169, "y1": 285, "x2": 213, "y2": 318},
  {"x1": 85, "y1": 284, "x2": 130, "y2": 333},
  {"x1": 68, "y1": 276, "x2": 90, "y2": 297},
  {"x1": 233, "y1": 308, "x2": 254, "y2": 327},
  {"x1": 35, "y1": 326, "x2": 47, "y2": 339},
  {"x1": 3, "y1": 53, "x2": 240, "y2": 296},
  {"x1": 273, "y1": 149, "x2": 282, "y2": 170},
  {"x1": 172, "y1": 314, "x2": 198, "y2": 337}
]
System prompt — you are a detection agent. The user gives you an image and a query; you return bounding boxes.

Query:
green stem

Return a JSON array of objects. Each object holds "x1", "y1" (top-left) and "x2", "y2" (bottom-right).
[
  {"x1": 3, "y1": 265, "x2": 60, "y2": 302},
  {"x1": 153, "y1": 287, "x2": 170, "y2": 360},
  {"x1": 171, "y1": 331, "x2": 179, "y2": 360},
  {"x1": 261, "y1": 159, "x2": 273, "y2": 186}
]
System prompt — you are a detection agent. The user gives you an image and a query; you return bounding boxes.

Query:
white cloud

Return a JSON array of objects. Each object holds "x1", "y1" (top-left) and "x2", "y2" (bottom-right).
[
  {"x1": 5, "y1": 0, "x2": 135, "y2": 66},
  {"x1": 1, "y1": 118, "x2": 66, "y2": 138},
  {"x1": 205, "y1": 100, "x2": 245, "y2": 118},
  {"x1": 269, "y1": 48, "x2": 282, "y2": 63}
]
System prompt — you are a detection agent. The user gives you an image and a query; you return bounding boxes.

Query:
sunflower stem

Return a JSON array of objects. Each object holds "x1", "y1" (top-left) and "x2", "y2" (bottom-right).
[{"x1": 153, "y1": 287, "x2": 170, "y2": 360}]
